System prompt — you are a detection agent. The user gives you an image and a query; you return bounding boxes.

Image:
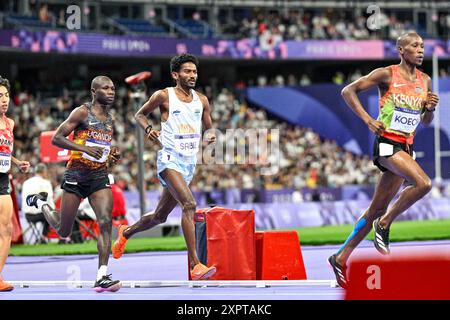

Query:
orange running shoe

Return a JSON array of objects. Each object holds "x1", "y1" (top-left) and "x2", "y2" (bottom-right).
[
  {"x1": 190, "y1": 263, "x2": 217, "y2": 280},
  {"x1": 112, "y1": 224, "x2": 129, "y2": 259},
  {"x1": 0, "y1": 280, "x2": 14, "y2": 292}
]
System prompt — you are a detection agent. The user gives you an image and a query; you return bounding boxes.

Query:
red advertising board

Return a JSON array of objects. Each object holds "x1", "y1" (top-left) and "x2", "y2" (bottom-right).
[{"x1": 40, "y1": 131, "x2": 73, "y2": 163}]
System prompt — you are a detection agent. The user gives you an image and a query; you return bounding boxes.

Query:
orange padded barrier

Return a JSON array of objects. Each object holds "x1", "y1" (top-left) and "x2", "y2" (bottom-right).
[
  {"x1": 206, "y1": 207, "x2": 256, "y2": 280},
  {"x1": 190, "y1": 207, "x2": 256, "y2": 280},
  {"x1": 255, "y1": 231, "x2": 307, "y2": 280}
]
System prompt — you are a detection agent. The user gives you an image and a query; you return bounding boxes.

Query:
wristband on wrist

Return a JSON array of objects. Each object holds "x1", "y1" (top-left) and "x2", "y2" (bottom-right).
[{"x1": 145, "y1": 124, "x2": 153, "y2": 134}]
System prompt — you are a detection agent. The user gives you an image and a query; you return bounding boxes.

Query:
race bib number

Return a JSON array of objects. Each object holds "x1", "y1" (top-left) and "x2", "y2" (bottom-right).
[
  {"x1": 0, "y1": 152, "x2": 11, "y2": 173},
  {"x1": 174, "y1": 133, "x2": 200, "y2": 156},
  {"x1": 390, "y1": 107, "x2": 421, "y2": 133},
  {"x1": 82, "y1": 139, "x2": 111, "y2": 163}
]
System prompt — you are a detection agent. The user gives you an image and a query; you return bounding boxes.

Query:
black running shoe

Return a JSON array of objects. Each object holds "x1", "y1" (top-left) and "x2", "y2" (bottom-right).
[
  {"x1": 26, "y1": 192, "x2": 48, "y2": 209},
  {"x1": 94, "y1": 274, "x2": 122, "y2": 293},
  {"x1": 373, "y1": 217, "x2": 390, "y2": 255},
  {"x1": 328, "y1": 254, "x2": 348, "y2": 289}
]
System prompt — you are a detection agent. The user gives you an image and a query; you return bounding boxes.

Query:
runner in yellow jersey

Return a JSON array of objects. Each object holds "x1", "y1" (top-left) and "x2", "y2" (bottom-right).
[{"x1": 328, "y1": 32, "x2": 439, "y2": 288}]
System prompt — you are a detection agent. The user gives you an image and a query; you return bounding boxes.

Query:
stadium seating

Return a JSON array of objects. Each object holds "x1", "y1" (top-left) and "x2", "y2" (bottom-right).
[
  {"x1": 175, "y1": 19, "x2": 215, "y2": 38},
  {"x1": 114, "y1": 18, "x2": 168, "y2": 36},
  {"x1": 6, "y1": 14, "x2": 52, "y2": 29}
]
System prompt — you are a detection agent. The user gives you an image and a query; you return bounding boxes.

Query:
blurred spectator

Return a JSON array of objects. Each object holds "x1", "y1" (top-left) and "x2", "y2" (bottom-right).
[
  {"x1": 193, "y1": 12, "x2": 201, "y2": 21},
  {"x1": 287, "y1": 74, "x2": 297, "y2": 86},
  {"x1": 257, "y1": 75, "x2": 268, "y2": 87},
  {"x1": 299, "y1": 74, "x2": 311, "y2": 86},
  {"x1": 429, "y1": 182, "x2": 444, "y2": 199},
  {"x1": 273, "y1": 74, "x2": 285, "y2": 86},
  {"x1": 332, "y1": 72, "x2": 345, "y2": 85},
  {"x1": 21, "y1": 163, "x2": 55, "y2": 243},
  {"x1": 38, "y1": 4, "x2": 52, "y2": 23},
  {"x1": 111, "y1": 178, "x2": 129, "y2": 226},
  {"x1": 349, "y1": 69, "x2": 363, "y2": 83},
  {"x1": 57, "y1": 9, "x2": 66, "y2": 28}
]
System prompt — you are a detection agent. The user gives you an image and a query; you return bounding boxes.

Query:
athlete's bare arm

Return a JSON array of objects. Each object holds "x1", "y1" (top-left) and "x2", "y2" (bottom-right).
[
  {"x1": 7, "y1": 119, "x2": 30, "y2": 172},
  {"x1": 107, "y1": 146, "x2": 121, "y2": 168},
  {"x1": 198, "y1": 93, "x2": 215, "y2": 143},
  {"x1": 341, "y1": 67, "x2": 392, "y2": 135},
  {"x1": 11, "y1": 156, "x2": 29, "y2": 172},
  {"x1": 52, "y1": 106, "x2": 103, "y2": 159},
  {"x1": 421, "y1": 74, "x2": 439, "y2": 126},
  {"x1": 135, "y1": 89, "x2": 168, "y2": 144}
]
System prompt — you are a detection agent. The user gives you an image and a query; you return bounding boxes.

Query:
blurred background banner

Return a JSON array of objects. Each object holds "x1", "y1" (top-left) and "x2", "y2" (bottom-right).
[
  {"x1": 2, "y1": 29, "x2": 450, "y2": 59},
  {"x1": 122, "y1": 192, "x2": 450, "y2": 229}
]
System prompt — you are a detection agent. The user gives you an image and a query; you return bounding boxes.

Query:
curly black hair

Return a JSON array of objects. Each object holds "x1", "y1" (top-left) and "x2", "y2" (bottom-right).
[
  {"x1": 0, "y1": 76, "x2": 10, "y2": 92},
  {"x1": 170, "y1": 53, "x2": 199, "y2": 73}
]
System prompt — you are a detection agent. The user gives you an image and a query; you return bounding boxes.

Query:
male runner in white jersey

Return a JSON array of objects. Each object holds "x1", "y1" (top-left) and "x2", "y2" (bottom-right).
[{"x1": 112, "y1": 54, "x2": 217, "y2": 280}]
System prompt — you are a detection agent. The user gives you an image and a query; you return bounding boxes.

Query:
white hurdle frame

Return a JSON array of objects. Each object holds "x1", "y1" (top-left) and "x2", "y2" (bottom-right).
[{"x1": 9, "y1": 280, "x2": 338, "y2": 288}]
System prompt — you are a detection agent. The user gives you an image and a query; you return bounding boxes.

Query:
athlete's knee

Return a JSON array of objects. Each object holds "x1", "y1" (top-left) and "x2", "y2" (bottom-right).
[
  {"x1": 0, "y1": 216, "x2": 9, "y2": 227},
  {"x1": 98, "y1": 215, "x2": 112, "y2": 228},
  {"x1": 417, "y1": 177, "x2": 432, "y2": 195},
  {"x1": 181, "y1": 199, "x2": 196, "y2": 213},
  {"x1": 0, "y1": 222, "x2": 12, "y2": 237},
  {"x1": 0, "y1": 211, "x2": 12, "y2": 226}
]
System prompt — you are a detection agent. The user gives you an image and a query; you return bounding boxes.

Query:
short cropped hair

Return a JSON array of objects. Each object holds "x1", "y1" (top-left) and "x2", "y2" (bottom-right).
[{"x1": 170, "y1": 54, "x2": 199, "y2": 73}]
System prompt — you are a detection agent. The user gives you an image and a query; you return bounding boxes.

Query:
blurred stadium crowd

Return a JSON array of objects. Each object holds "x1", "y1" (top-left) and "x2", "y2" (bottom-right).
[
  {"x1": 10, "y1": 82, "x2": 378, "y2": 194},
  {"x1": 229, "y1": 9, "x2": 421, "y2": 41}
]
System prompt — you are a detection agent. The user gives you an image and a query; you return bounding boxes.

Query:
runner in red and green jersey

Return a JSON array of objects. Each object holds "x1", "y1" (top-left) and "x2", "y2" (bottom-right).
[{"x1": 327, "y1": 32, "x2": 439, "y2": 288}]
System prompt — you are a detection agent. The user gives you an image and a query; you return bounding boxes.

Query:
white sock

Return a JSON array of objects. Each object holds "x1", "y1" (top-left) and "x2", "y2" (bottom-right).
[
  {"x1": 97, "y1": 265, "x2": 108, "y2": 281},
  {"x1": 36, "y1": 199, "x2": 47, "y2": 211}
]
